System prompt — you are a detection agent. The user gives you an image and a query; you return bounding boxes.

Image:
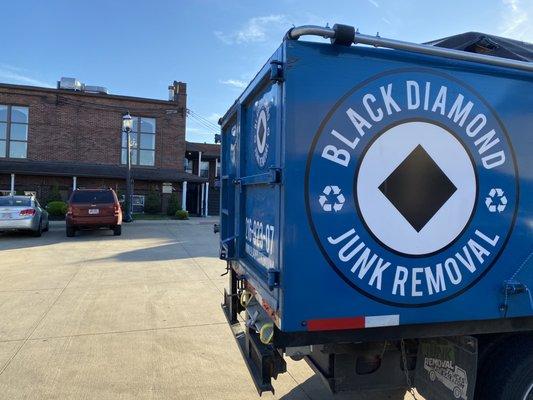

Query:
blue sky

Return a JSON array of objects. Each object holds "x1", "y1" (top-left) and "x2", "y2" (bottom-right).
[{"x1": 0, "y1": 0, "x2": 531, "y2": 143}]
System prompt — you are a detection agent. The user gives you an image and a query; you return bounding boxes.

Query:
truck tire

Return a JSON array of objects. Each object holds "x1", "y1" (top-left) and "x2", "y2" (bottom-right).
[
  {"x1": 113, "y1": 225, "x2": 122, "y2": 236},
  {"x1": 66, "y1": 226, "x2": 76, "y2": 237},
  {"x1": 475, "y1": 334, "x2": 533, "y2": 400}
]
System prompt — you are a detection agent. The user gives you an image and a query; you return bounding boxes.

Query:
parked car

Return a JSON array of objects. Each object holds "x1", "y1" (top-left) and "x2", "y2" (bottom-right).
[
  {"x1": 66, "y1": 189, "x2": 122, "y2": 237},
  {"x1": 0, "y1": 195, "x2": 49, "y2": 237}
]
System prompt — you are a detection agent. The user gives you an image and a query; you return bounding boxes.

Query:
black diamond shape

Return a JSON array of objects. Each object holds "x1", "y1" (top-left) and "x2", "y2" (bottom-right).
[
  {"x1": 378, "y1": 145, "x2": 457, "y2": 232},
  {"x1": 258, "y1": 119, "x2": 265, "y2": 145}
]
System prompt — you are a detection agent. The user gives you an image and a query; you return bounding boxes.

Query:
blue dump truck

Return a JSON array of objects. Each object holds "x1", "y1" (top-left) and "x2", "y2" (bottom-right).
[{"x1": 218, "y1": 24, "x2": 533, "y2": 400}]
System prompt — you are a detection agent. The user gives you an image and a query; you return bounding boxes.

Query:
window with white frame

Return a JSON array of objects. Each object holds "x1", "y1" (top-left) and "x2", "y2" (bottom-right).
[
  {"x1": 200, "y1": 161, "x2": 209, "y2": 178},
  {"x1": 0, "y1": 105, "x2": 29, "y2": 159},
  {"x1": 121, "y1": 116, "x2": 156, "y2": 166}
]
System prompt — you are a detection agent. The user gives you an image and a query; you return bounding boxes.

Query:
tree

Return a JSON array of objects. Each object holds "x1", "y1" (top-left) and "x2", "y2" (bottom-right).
[
  {"x1": 166, "y1": 192, "x2": 180, "y2": 216},
  {"x1": 144, "y1": 189, "x2": 161, "y2": 214}
]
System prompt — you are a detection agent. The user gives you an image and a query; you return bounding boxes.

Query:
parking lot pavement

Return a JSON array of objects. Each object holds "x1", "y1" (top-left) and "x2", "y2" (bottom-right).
[{"x1": 0, "y1": 219, "x2": 420, "y2": 400}]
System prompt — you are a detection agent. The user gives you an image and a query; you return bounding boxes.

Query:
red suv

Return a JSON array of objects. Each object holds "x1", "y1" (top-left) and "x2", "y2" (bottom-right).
[{"x1": 66, "y1": 189, "x2": 122, "y2": 237}]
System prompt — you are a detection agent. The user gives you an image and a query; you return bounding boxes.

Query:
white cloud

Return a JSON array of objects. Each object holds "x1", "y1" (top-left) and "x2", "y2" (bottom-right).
[
  {"x1": 500, "y1": 0, "x2": 532, "y2": 41},
  {"x1": 368, "y1": 0, "x2": 380, "y2": 8},
  {"x1": 0, "y1": 63, "x2": 52, "y2": 87},
  {"x1": 214, "y1": 15, "x2": 289, "y2": 44},
  {"x1": 219, "y1": 79, "x2": 248, "y2": 89}
]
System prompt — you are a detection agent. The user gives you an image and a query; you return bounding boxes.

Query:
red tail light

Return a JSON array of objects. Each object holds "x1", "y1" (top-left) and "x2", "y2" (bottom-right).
[
  {"x1": 19, "y1": 209, "x2": 36, "y2": 216},
  {"x1": 113, "y1": 204, "x2": 121, "y2": 215}
]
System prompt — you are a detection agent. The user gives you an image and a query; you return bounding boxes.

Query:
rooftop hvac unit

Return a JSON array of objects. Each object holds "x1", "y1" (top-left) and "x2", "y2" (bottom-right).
[
  {"x1": 84, "y1": 85, "x2": 109, "y2": 95},
  {"x1": 59, "y1": 77, "x2": 83, "y2": 91}
]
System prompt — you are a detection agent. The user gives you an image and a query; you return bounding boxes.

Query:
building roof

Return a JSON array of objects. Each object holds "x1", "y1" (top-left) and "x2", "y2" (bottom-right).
[
  {"x1": 426, "y1": 32, "x2": 533, "y2": 62},
  {"x1": 186, "y1": 142, "x2": 220, "y2": 158},
  {"x1": 0, "y1": 82, "x2": 180, "y2": 106},
  {"x1": 0, "y1": 160, "x2": 206, "y2": 183}
]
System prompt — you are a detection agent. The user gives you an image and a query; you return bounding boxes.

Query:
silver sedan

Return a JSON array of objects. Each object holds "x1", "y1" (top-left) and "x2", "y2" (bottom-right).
[{"x1": 0, "y1": 196, "x2": 49, "y2": 237}]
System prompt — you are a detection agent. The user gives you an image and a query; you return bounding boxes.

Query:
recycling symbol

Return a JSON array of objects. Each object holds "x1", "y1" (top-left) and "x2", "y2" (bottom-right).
[
  {"x1": 485, "y1": 188, "x2": 507, "y2": 213},
  {"x1": 319, "y1": 185, "x2": 345, "y2": 212}
]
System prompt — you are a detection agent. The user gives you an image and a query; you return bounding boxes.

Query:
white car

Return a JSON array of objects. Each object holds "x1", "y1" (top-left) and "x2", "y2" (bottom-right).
[{"x1": 0, "y1": 196, "x2": 49, "y2": 237}]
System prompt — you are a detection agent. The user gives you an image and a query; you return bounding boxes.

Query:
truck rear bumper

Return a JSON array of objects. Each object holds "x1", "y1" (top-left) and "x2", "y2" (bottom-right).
[{"x1": 221, "y1": 269, "x2": 286, "y2": 395}]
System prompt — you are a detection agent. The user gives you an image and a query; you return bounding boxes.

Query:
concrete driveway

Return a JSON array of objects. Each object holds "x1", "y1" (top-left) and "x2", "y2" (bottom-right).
[{"x1": 0, "y1": 219, "x2": 420, "y2": 400}]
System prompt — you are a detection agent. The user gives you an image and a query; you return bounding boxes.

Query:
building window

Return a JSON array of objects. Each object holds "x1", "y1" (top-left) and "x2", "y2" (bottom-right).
[
  {"x1": 121, "y1": 116, "x2": 156, "y2": 166},
  {"x1": 0, "y1": 105, "x2": 29, "y2": 159},
  {"x1": 215, "y1": 159, "x2": 220, "y2": 178},
  {"x1": 200, "y1": 161, "x2": 209, "y2": 178},
  {"x1": 184, "y1": 158, "x2": 192, "y2": 174}
]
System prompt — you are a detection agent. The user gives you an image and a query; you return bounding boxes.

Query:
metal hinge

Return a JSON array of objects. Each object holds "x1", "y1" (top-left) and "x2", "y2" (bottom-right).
[
  {"x1": 501, "y1": 279, "x2": 533, "y2": 313},
  {"x1": 267, "y1": 270, "x2": 280, "y2": 291},
  {"x1": 270, "y1": 61, "x2": 284, "y2": 83},
  {"x1": 220, "y1": 236, "x2": 237, "y2": 260},
  {"x1": 234, "y1": 167, "x2": 282, "y2": 186}
]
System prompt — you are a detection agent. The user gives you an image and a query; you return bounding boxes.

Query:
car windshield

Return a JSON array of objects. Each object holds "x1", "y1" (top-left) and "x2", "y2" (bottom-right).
[
  {"x1": 71, "y1": 191, "x2": 115, "y2": 204},
  {"x1": 0, "y1": 197, "x2": 31, "y2": 207}
]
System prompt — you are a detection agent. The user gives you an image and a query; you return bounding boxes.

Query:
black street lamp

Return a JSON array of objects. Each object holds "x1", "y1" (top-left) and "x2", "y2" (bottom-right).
[{"x1": 122, "y1": 112, "x2": 133, "y2": 222}]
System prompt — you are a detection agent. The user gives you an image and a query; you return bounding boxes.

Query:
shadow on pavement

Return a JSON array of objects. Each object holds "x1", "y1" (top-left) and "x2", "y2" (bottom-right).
[{"x1": 279, "y1": 374, "x2": 409, "y2": 400}]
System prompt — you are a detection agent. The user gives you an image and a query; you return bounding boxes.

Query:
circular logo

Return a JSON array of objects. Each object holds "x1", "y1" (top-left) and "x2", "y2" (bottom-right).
[
  {"x1": 254, "y1": 105, "x2": 270, "y2": 168},
  {"x1": 305, "y1": 69, "x2": 518, "y2": 307}
]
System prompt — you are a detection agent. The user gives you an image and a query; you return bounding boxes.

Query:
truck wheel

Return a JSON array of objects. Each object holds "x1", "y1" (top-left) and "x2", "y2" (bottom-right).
[
  {"x1": 475, "y1": 334, "x2": 533, "y2": 400},
  {"x1": 66, "y1": 226, "x2": 76, "y2": 237},
  {"x1": 113, "y1": 225, "x2": 122, "y2": 236}
]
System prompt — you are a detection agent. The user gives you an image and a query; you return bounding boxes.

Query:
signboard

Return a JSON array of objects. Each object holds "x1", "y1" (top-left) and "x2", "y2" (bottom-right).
[{"x1": 162, "y1": 182, "x2": 173, "y2": 194}]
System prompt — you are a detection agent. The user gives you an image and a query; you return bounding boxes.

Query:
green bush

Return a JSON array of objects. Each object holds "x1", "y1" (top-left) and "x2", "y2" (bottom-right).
[
  {"x1": 46, "y1": 201, "x2": 68, "y2": 217},
  {"x1": 47, "y1": 184, "x2": 62, "y2": 204},
  {"x1": 166, "y1": 193, "x2": 180, "y2": 216},
  {"x1": 144, "y1": 189, "x2": 161, "y2": 214},
  {"x1": 175, "y1": 209, "x2": 189, "y2": 220}
]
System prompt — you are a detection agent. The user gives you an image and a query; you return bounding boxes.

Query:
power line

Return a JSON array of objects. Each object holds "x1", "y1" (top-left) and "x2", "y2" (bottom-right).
[
  {"x1": 187, "y1": 109, "x2": 219, "y2": 129},
  {"x1": 186, "y1": 109, "x2": 219, "y2": 130},
  {"x1": 188, "y1": 117, "x2": 217, "y2": 134}
]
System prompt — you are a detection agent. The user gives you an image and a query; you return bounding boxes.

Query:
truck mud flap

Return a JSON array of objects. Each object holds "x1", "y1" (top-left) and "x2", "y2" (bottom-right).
[{"x1": 415, "y1": 336, "x2": 477, "y2": 400}]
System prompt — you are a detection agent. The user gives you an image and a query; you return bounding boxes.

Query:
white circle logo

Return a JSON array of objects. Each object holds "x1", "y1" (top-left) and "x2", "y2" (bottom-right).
[
  {"x1": 357, "y1": 121, "x2": 476, "y2": 255},
  {"x1": 256, "y1": 109, "x2": 267, "y2": 154},
  {"x1": 305, "y1": 70, "x2": 518, "y2": 306},
  {"x1": 253, "y1": 105, "x2": 270, "y2": 168}
]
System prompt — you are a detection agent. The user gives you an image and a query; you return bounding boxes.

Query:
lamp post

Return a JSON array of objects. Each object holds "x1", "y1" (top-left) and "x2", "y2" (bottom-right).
[{"x1": 122, "y1": 112, "x2": 133, "y2": 222}]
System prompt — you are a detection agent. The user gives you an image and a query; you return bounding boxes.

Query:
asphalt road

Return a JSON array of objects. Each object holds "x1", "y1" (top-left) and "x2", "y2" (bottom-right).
[{"x1": 0, "y1": 219, "x2": 421, "y2": 400}]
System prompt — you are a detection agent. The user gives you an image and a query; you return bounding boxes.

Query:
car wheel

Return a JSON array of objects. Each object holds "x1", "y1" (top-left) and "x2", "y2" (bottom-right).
[
  {"x1": 32, "y1": 220, "x2": 43, "y2": 237},
  {"x1": 66, "y1": 226, "x2": 76, "y2": 237},
  {"x1": 113, "y1": 225, "x2": 122, "y2": 236},
  {"x1": 43, "y1": 221, "x2": 49, "y2": 232}
]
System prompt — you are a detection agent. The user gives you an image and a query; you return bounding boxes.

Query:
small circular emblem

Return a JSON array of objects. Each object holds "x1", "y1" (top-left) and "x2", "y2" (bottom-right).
[
  {"x1": 305, "y1": 69, "x2": 518, "y2": 307},
  {"x1": 254, "y1": 104, "x2": 270, "y2": 168}
]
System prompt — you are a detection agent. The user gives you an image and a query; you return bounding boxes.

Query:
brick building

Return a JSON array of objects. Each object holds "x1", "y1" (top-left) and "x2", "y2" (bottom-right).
[
  {"x1": 184, "y1": 141, "x2": 220, "y2": 216},
  {"x1": 0, "y1": 79, "x2": 211, "y2": 214}
]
